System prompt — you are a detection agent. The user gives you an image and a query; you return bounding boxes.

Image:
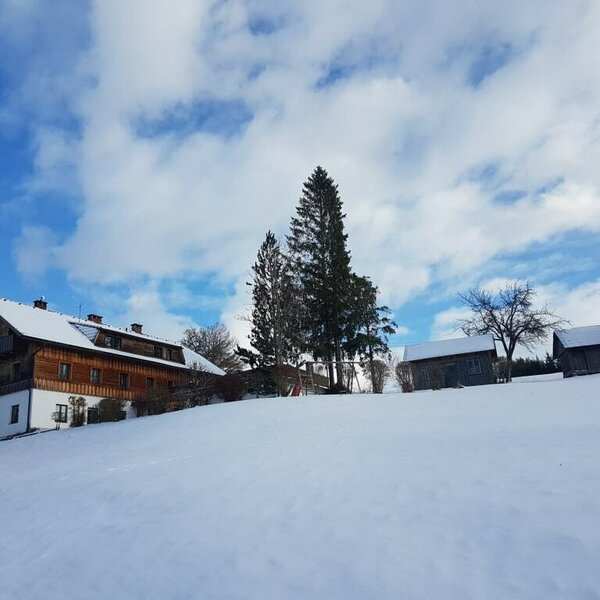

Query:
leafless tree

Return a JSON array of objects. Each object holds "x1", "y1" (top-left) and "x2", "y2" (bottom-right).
[
  {"x1": 184, "y1": 363, "x2": 218, "y2": 406},
  {"x1": 181, "y1": 324, "x2": 243, "y2": 372},
  {"x1": 68, "y1": 395, "x2": 86, "y2": 427},
  {"x1": 362, "y1": 358, "x2": 390, "y2": 393},
  {"x1": 458, "y1": 281, "x2": 566, "y2": 382},
  {"x1": 394, "y1": 361, "x2": 414, "y2": 393}
]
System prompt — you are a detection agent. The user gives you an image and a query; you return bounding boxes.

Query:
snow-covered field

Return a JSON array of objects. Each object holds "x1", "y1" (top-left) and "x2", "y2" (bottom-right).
[{"x1": 1, "y1": 375, "x2": 600, "y2": 600}]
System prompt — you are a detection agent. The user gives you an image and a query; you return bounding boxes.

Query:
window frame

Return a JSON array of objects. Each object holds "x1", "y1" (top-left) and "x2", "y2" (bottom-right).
[
  {"x1": 56, "y1": 404, "x2": 68, "y2": 423},
  {"x1": 153, "y1": 345, "x2": 163, "y2": 358},
  {"x1": 58, "y1": 362, "x2": 71, "y2": 381},
  {"x1": 104, "y1": 335, "x2": 122, "y2": 350},
  {"x1": 90, "y1": 368, "x2": 102, "y2": 385},
  {"x1": 467, "y1": 358, "x2": 482, "y2": 376},
  {"x1": 146, "y1": 377, "x2": 155, "y2": 390},
  {"x1": 10, "y1": 404, "x2": 19, "y2": 424},
  {"x1": 119, "y1": 372, "x2": 130, "y2": 389},
  {"x1": 11, "y1": 362, "x2": 21, "y2": 381}
]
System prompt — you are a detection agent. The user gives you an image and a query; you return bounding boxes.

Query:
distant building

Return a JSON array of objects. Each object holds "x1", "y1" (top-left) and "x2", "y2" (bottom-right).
[
  {"x1": 0, "y1": 298, "x2": 223, "y2": 439},
  {"x1": 552, "y1": 325, "x2": 600, "y2": 378},
  {"x1": 403, "y1": 334, "x2": 497, "y2": 391}
]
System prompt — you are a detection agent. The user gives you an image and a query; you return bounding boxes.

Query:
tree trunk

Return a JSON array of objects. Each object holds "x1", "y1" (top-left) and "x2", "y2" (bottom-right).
[
  {"x1": 334, "y1": 337, "x2": 344, "y2": 387},
  {"x1": 367, "y1": 332, "x2": 376, "y2": 393},
  {"x1": 506, "y1": 353, "x2": 513, "y2": 382},
  {"x1": 327, "y1": 349, "x2": 335, "y2": 389}
]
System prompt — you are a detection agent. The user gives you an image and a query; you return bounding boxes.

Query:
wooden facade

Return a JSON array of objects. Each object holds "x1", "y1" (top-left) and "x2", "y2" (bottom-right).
[
  {"x1": 32, "y1": 345, "x2": 189, "y2": 400},
  {"x1": 0, "y1": 315, "x2": 202, "y2": 404},
  {"x1": 553, "y1": 332, "x2": 600, "y2": 378},
  {"x1": 409, "y1": 350, "x2": 497, "y2": 391}
]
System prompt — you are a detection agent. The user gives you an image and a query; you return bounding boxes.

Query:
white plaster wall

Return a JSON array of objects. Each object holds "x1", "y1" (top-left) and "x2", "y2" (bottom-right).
[
  {"x1": 0, "y1": 390, "x2": 29, "y2": 438},
  {"x1": 30, "y1": 390, "x2": 134, "y2": 430}
]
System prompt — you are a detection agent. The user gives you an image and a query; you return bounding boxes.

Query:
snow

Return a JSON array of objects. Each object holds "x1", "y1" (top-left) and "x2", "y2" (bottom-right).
[
  {"x1": 2, "y1": 375, "x2": 600, "y2": 599},
  {"x1": 0, "y1": 298, "x2": 224, "y2": 375},
  {"x1": 403, "y1": 333, "x2": 496, "y2": 361},
  {"x1": 555, "y1": 325, "x2": 600, "y2": 349}
]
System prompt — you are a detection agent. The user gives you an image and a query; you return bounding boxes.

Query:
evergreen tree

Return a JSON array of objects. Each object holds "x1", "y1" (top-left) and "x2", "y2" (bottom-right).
[
  {"x1": 287, "y1": 166, "x2": 353, "y2": 388},
  {"x1": 246, "y1": 231, "x2": 301, "y2": 367}
]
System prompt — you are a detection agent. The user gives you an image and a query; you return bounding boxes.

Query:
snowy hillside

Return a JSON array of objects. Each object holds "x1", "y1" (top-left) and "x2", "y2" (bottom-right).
[{"x1": 2, "y1": 375, "x2": 600, "y2": 600}]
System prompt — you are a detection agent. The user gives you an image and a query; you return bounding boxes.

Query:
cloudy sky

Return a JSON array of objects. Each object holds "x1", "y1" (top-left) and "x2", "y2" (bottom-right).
[{"x1": 1, "y1": 0, "x2": 599, "y2": 353}]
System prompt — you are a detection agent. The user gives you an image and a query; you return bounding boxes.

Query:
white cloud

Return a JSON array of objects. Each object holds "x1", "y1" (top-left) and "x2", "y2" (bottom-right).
[{"x1": 4, "y1": 0, "x2": 600, "y2": 338}]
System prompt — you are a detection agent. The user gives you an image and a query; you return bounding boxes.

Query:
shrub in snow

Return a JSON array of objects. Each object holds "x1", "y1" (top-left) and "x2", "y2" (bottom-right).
[
  {"x1": 362, "y1": 359, "x2": 390, "y2": 393},
  {"x1": 215, "y1": 373, "x2": 247, "y2": 402},
  {"x1": 395, "y1": 362, "x2": 414, "y2": 393},
  {"x1": 69, "y1": 396, "x2": 86, "y2": 427},
  {"x1": 97, "y1": 398, "x2": 126, "y2": 422}
]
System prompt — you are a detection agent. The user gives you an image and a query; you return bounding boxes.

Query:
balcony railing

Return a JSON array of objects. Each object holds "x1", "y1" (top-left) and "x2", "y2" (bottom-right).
[
  {"x1": 0, "y1": 378, "x2": 32, "y2": 397},
  {"x1": 0, "y1": 334, "x2": 14, "y2": 355}
]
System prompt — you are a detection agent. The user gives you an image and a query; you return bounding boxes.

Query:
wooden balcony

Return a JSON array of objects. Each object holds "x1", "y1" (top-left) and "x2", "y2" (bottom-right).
[
  {"x1": 0, "y1": 378, "x2": 32, "y2": 397},
  {"x1": 0, "y1": 334, "x2": 14, "y2": 355}
]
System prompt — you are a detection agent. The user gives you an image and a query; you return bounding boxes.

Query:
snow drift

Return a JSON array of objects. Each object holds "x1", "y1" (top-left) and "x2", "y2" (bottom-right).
[{"x1": 1, "y1": 374, "x2": 600, "y2": 599}]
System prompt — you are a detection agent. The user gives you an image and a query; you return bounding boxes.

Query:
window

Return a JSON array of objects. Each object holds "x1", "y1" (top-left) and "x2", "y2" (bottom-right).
[
  {"x1": 467, "y1": 358, "x2": 482, "y2": 375},
  {"x1": 166, "y1": 348, "x2": 173, "y2": 361},
  {"x1": 420, "y1": 365, "x2": 430, "y2": 382},
  {"x1": 119, "y1": 372, "x2": 130, "y2": 389},
  {"x1": 87, "y1": 407, "x2": 99, "y2": 424},
  {"x1": 10, "y1": 405, "x2": 19, "y2": 424},
  {"x1": 153, "y1": 346, "x2": 163, "y2": 358},
  {"x1": 146, "y1": 377, "x2": 155, "y2": 389},
  {"x1": 104, "y1": 335, "x2": 122, "y2": 349},
  {"x1": 90, "y1": 368, "x2": 102, "y2": 385},
  {"x1": 56, "y1": 404, "x2": 68, "y2": 423},
  {"x1": 167, "y1": 380, "x2": 174, "y2": 389},
  {"x1": 59, "y1": 362, "x2": 71, "y2": 380},
  {"x1": 12, "y1": 362, "x2": 21, "y2": 381}
]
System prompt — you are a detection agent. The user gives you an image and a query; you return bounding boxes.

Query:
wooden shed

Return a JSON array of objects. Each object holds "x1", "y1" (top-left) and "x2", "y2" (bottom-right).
[
  {"x1": 403, "y1": 334, "x2": 497, "y2": 391},
  {"x1": 553, "y1": 325, "x2": 600, "y2": 378}
]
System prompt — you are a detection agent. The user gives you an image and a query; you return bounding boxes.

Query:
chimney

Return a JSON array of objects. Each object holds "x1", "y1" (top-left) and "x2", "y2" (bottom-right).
[
  {"x1": 131, "y1": 323, "x2": 143, "y2": 334},
  {"x1": 87, "y1": 313, "x2": 103, "y2": 324},
  {"x1": 33, "y1": 298, "x2": 48, "y2": 310}
]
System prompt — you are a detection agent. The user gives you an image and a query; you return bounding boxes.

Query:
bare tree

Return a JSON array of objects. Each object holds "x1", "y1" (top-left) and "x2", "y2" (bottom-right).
[
  {"x1": 394, "y1": 361, "x2": 414, "y2": 393},
  {"x1": 181, "y1": 324, "x2": 243, "y2": 372},
  {"x1": 458, "y1": 281, "x2": 566, "y2": 382},
  {"x1": 362, "y1": 358, "x2": 390, "y2": 393}
]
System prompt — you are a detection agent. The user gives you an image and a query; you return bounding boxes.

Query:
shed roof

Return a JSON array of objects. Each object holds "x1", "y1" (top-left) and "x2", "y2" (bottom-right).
[
  {"x1": 554, "y1": 325, "x2": 600, "y2": 350},
  {"x1": 0, "y1": 298, "x2": 224, "y2": 375},
  {"x1": 403, "y1": 334, "x2": 496, "y2": 362}
]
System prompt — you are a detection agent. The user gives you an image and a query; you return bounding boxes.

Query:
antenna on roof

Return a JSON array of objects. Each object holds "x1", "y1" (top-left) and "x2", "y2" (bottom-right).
[{"x1": 78, "y1": 304, "x2": 82, "y2": 320}]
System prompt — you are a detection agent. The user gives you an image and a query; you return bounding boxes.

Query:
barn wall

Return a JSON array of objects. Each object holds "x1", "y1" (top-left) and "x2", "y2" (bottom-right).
[
  {"x1": 411, "y1": 351, "x2": 496, "y2": 391},
  {"x1": 562, "y1": 345, "x2": 600, "y2": 377}
]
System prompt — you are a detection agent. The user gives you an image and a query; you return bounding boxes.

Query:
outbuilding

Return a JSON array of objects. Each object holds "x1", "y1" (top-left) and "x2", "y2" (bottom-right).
[
  {"x1": 403, "y1": 334, "x2": 497, "y2": 391},
  {"x1": 552, "y1": 325, "x2": 600, "y2": 378}
]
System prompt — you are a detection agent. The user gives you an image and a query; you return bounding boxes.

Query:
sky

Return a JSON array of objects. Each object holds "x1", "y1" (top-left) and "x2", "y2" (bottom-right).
[{"x1": 1, "y1": 0, "x2": 599, "y2": 356}]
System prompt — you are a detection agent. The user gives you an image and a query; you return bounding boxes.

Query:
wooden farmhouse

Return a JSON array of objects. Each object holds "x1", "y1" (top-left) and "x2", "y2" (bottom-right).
[
  {"x1": 0, "y1": 298, "x2": 223, "y2": 439},
  {"x1": 403, "y1": 334, "x2": 497, "y2": 391},
  {"x1": 552, "y1": 325, "x2": 600, "y2": 378}
]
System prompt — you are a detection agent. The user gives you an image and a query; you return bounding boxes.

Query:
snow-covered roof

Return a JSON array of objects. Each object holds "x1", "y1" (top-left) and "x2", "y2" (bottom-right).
[
  {"x1": 403, "y1": 334, "x2": 496, "y2": 362},
  {"x1": 554, "y1": 325, "x2": 600, "y2": 349},
  {"x1": 0, "y1": 298, "x2": 224, "y2": 375}
]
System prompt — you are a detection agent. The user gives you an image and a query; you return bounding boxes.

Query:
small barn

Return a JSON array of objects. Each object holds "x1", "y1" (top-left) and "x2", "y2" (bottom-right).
[
  {"x1": 552, "y1": 325, "x2": 600, "y2": 378},
  {"x1": 404, "y1": 334, "x2": 497, "y2": 391}
]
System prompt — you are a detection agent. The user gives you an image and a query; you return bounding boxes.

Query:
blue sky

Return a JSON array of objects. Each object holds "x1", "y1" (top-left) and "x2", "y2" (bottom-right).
[{"x1": 1, "y1": 0, "x2": 599, "y2": 355}]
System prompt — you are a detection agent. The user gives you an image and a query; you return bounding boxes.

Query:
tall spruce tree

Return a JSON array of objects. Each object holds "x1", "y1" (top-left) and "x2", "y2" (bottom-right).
[
  {"x1": 246, "y1": 231, "x2": 300, "y2": 367},
  {"x1": 288, "y1": 166, "x2": 353, "y2": 388}
]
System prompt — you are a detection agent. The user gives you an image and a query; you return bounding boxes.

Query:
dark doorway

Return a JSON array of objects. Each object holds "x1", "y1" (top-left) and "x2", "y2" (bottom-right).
[{"x1": 443, "y1": 363, "x2": 459, "y2": 388}]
